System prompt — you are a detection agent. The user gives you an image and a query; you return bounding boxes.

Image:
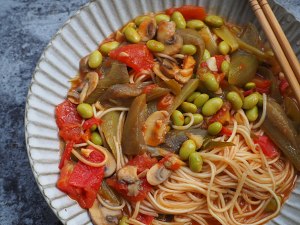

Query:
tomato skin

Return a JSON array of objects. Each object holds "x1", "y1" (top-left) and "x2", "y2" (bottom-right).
[
  {"x1": 59, "y1": 124, "x2": 83, "y2": 143},
  {"x1": 279, "y1": 78, "x2": 289, "y2": 95},
  {"x1": 56, "y1": 100, "x2": 82, "y2": 129},
  {"x1": 220, "y1": 126, "x2": 233, "y2": 136},
  {"x1": 166, "y1": 5, "x2": 206, "y2": 20},
  {"x1": 59, "y1": 141, "x2": 75, "y2": 169},
  {"x1": 252, "y1": 77, "x2": 271, "y2": 94},
  {"x1": 106, "y1": 177, "x2": 152, "y2": 202},
  {"x1": 157, "y1": 93, "x2": 175, "y2": 111},
  {"x1": 109, "y1": 44, "x2": 154, "y2": 72},
  {"x1": 136, "y1": 213, "x2": 154, "y2": 225},
  {"x1": 209, "y1": 102, "x2": 231, "y2": 125},
  {"x1": 82, "y1": 117, "x2": 102, "y2": 130},
  {"x1": 214, "y1": 55, "x2": 226, "y2": 71},
  {"x1": 127, "y1": 154, "x2": 158, "y2": 174},
  {"x1": 254, "y1": 135, "x2": 279, "y2": 158}
]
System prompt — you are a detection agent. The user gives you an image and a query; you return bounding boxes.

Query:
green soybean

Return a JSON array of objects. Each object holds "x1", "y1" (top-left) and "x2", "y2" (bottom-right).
[
  {"x1": 204, "y1": 15, "x2": 224, "y2": 28},
  {"x1": 194, "y1": 94, "x2": 209, "y2": 108},
  {"x1": 134, "y1": 15, "x2": 151, "y2": 26},
  {"x1": 155, "y1": 14, "x2": 170, "y2": 23},
  {"x1": 226, "y1": 91, "x2": 243, "y2": 110},
  {"x1": 257, "y1": 93, "x2": 263, "y2": 107},
  {"x1": 179, "y1": 139, "x2": 197, "y2": 160},
  {"x1": 218, "y1": 41, "x2": 230, "y2": 55},
  {"x1": 171, "y1": 110, "x2": 185, "y2": 126},
  {"x1": 146, "y1": 40, "x2": 165, "y2": 52},
  {"x1": 90, "y1": 124, "x2": 97, "y2": 131},
  {"x1": 187, "y1": 19, "x2": 205, "y2": 30},
  {"x1": 202, "y1": 97, "x2": 223, "y2": 116},
  {"x1": 246, "y1": 106, "x2": 258, "y2": 122},
  {"x1": 189, "y1": 152, "x2": 203, "y2": 172},
  {"x1": 242, "y1": 93, "x2": 259, "y2": 110},
  {"x1": 202, "y1": 73, "x2": 219, "y2": 92},
  {"x1": 119, "y1": 216, "x2": 129, "y2": 225},
  {"x1": 171, "y1": 11, "x2": 186, "y2": 29},
  {"x1": 77, "y1": 103, "x2": 93, "y2": 119},
  {"x1": 91, "y1": 132, "x2": 103, "y2": 145},
  {"x1": 208, "y1": 122, "x2": 223, "y2": 135},
  {"x1": 181, "y1": 44, "x2": 197, "y2": 55},
  {"x1": 244, "y1": 82, "x2": 256, "y2": 90},
  {"x1": 181, "y1": 102, "x2": 198, "y2": 113},
  {"x1": 124, "y1": 27, "x2": 141, "y2": 43},
  {"x1": 221, "y1": 60, "x2": 230, "y2": 75},
  {"x1": 202, "y1": 49, "x2": 211, "y2": 61},
  {"x1": 100, "y1": 41, "x2": 120, "y2": 55},
  {"x1": 184, "y1": 114, "x2": 204, "y2": 125},
  {"x1": 187, "y1": 92, "x2": 201, "y2": 102},
  {"x1": 88, "y1": 50, "x2": 103, "y2": 69}
]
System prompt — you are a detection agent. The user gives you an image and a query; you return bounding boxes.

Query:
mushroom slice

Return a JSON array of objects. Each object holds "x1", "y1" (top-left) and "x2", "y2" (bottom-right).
[
  {"x1": 104, "y1": 149, "x2": 117, "y2": 177},
  {"x1": 147, "y1": 163, "x2": 172, "y2": 186},
  {"x1": 79, "y1": 55, "x2": 91, "y2": 75},
  {"x1": 78, "y1": 71, "x2": 99, "y2": 103},
  {"x1": 157, "y1": 21, "x2": 183, "y2": 55},
  {"x1": 89, "y1": 199, "x2": 122, "y2": 225},
  {"x1": 117, "y1": 165, "x2": 139, "y2": 184},
  {"x1": 138, "y1": 18, "x2": 157, "y2": 42},
  {"x1": 160, "y1": 59, "x2": 180, "y2": 79},
  {"x1": 143, "y1": 111, "x2": 170, "y2": 147},
  {"x1": 67, "y1": 89, "x2": 80, "y2": 104}
]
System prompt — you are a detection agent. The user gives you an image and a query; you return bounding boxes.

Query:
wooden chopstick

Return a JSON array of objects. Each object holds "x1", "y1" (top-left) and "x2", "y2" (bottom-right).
[
  {"x1": 249, "y1": 0, "x2": 300, "y2": 105},
  {"x1": 259, "y1": 0, "x2": 300, "y2": 84}
]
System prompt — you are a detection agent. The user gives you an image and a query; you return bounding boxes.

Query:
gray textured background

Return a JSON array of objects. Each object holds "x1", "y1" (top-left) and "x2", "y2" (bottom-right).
[{"x1": 0, "y1": 0, "x2": 298, "y2": 225}]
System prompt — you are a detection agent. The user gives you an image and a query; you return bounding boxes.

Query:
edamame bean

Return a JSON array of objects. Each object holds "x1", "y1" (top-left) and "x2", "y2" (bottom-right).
[
  {"x1": 246, "y1": 106, "x2": 258, "y2": 122},
  {"x1": 100, "y1": 41, "x2": 120, "y2": 55},
  {"x1": 181, "y1": 44, "x2": 197, "y2": 55},
  {"x1": 90, "y1": 124, "x2": 97, "y2": 131},
  {"x1": 121, "y1": 22, "x2": 136, "y2": 33},
  {"x1": 146, "y1": 40, "x2": 165, "y2": 52},
  {"x1": 194, "y1": 94, "x2": 209, "y2": 108},
  {"x1": 134, "y1": 15, "x2": 151, "y2": 26},
  {"x1": 155, "y1": 14, "x2": 170, "y2": 23},
  {"x1": 189, "y1": 152, "x2": 203, "y2": 172},
  {"x1": 184, "y1": 114, "x2": 204, "y2": 125},
  {"x1": 171, "y1": 110, "x2": 184, "y2": 126},
  {"x1": 181, "y1": 102, "x2": 198, "y2": 113},
  {"x1": 204, "y1": 15, "x2": 224, "y2": 28},
  {"x1": 171, "y1": 11, "x2": 186, "y2": 29},
  {"x1": 119, "y1": 216, "x2": 129, "y2": 225},
  {"x1": 187, "y1": 92, "x2": 201, "y2": 102},
  {"x1": 218, "y1": 41, "x2": 230, "y2": 55},
  {"x1": 124, "y1": 27, "x2": 141, "y2": 43},
  {"x1": 221, "y1": 60, "x2": 230, "y2": 75},
  {"x1": 88, "y1": 50, "x2": 103, "y2": 69},
  {"x1": 242, "y1": 93, "x2": 259, "y2": 110},
  {"x1": 77, "y1": 103, "x2": 93, "y2": 119},
  {"x1": 202, "y1": 97, "x2": 223, "y2": 116},
  {"x1": 202, "y1": 49, "x2": 211, "y2": 61},
  {"x1": 208, "y1": 122, "x2": 223, "y2": 135},
  {"x1": 187, "y1": 19, "x2": 205, "y2": 30},
  {"x1": 179, "y1": 139, "x2": 197, "y2": 160},
  {"x1": 202, "y1": 72, "x2": 219, "y2": 92},
  {"x1": 226, "y1": 91, "x2": 243, "y2": 110},
  {"x1": 91, "y1": 132, "x2": 103, "y2": 145},
  {"x1": 244, "y1": 82, "x2": 256, "y2": 90},
  {"x1": 257, "y1": 93, "x2": 263, "y2": 107}
]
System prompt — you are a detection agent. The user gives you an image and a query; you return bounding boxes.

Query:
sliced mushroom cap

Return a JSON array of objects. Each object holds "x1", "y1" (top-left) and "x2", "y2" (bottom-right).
[
  {"x1": 143, "y1": 110, "x2": 170, "y2": 147},
  {"x1": 79, "y1": 55, "x2": 91, "y2": 75},
  {"x1": 138, "y1": 18, "x2": 157, "y2": 42},
  {"x1": 146, "y1": 163, "x2": 172, "y2": 186},
  {"x1": 67, "y1": 89, "x2": 80, "y2": 104},
  {"x1": 85, "y1": 72, "x2": 99, "y2": 97},
  {"x1": 104, "y1": 149, "x2": 117, "y2": 177},
  {"x1": 160, "y1": 59, "x2": 180, "y2": 79},
  {"x1": 117, "y1": 165, "x2": 139, "y2": 184},
  {"x1": 157, "y1": 21, "x2": 183, "y2": 55}
]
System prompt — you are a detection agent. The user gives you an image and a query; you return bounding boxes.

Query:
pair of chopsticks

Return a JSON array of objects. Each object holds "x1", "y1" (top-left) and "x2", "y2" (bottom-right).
[{"x1": 249, "y1": 0, "x2": 300, "y2": 104}]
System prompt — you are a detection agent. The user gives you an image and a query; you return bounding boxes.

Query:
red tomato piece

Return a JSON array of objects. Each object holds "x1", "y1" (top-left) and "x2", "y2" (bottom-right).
[
  {"x1": 106, "y1": 177, "x2": 152, "y2": 202},
  {"x1": 214, "y1": 55, "x2": 226, "y2": 71},
  {"x1": 220, "y1": 126, "x2": 233, "y2": 136},
  {"x1": 82, "y1": 117, "x2": 102, "y2": 130},
  {"x1": 136, "y1": 213, "x2": 154, "y2": 225},
  {"x1": 279, "y1": 78, "x2": 289, "y2": 95},
  {"x1": 59, "y1": 124, "x2": 83, "y2": 143},
  {"x1": 157, "y1": 93, "x2": 175, "y2": 111},
  {"x1": 252, "y1": 77, "x2": 271, "y2": 94},
  {"x1": 166, "y1": 5, "x2": 206, "y2": 20},
  {"x1": 127, "y1": 154, "x2": 158, "y2": 174},
  {"x1": 254, "y1": 135, "x2": 279, "y2": 158},
  {"x1": 59, "y1": 141, "x2": 75, "y2": 169},
  {"x1": 55, "y1": 100, "x2": 82, "y2": 129},
  {"x1": 209, "y1": 102, "x2": 231, "y2": 125},
  {"x1": 243, "y1": 89, "x2": 254, "y2": 97},
  {"x1": 109, "y1": 44, "x2": 154, "y2": 72}
]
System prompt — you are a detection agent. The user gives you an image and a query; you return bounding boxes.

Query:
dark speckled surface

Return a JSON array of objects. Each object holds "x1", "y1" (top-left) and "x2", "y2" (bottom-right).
[{"x1": 0, "y1": 0, "x2": 298, "y2": 225}]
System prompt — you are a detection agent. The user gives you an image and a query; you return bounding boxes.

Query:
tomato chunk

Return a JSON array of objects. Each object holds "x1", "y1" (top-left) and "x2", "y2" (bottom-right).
[
  {"x1": 127, "y1": 154, "x2": 158, "y2": 174},
  {"x1": 136, "y1": 213, "x2": 154, "y2": 225},
  {"x1": 56, "y1": 100, "x2": 82, "y2": 129},
  {"x1": 109, "y1": 44, "x2": 154, "y2": 72},
  {"x1": 166, "y1": 5, "x2": 206, "y2": 20},
  {"x1": 157, "y1": 93, "x2": 175, "y2": 111},
  {"x1": 254, "y1": 135, "x2": 279, "y2": 158},
  {"x1": 59, "y1": 141, "x2": 75, "y2": 169},
  {"x1": 252, "y1": 77, "x2": 271, "y2": 94},
  {"x1": 82, "y1": 117, "x2": 102, "y2": 130}
]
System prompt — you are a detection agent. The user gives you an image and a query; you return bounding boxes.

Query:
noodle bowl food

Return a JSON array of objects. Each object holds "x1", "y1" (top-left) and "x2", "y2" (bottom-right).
[{"x1": 55, "y1": 5, "x2": 300, "y2": 225}]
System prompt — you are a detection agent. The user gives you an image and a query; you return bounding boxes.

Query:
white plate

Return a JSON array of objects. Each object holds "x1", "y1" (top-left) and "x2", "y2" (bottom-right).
[{"x1": 25, "y1": 0, "x2": 300, "y2": 224}]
